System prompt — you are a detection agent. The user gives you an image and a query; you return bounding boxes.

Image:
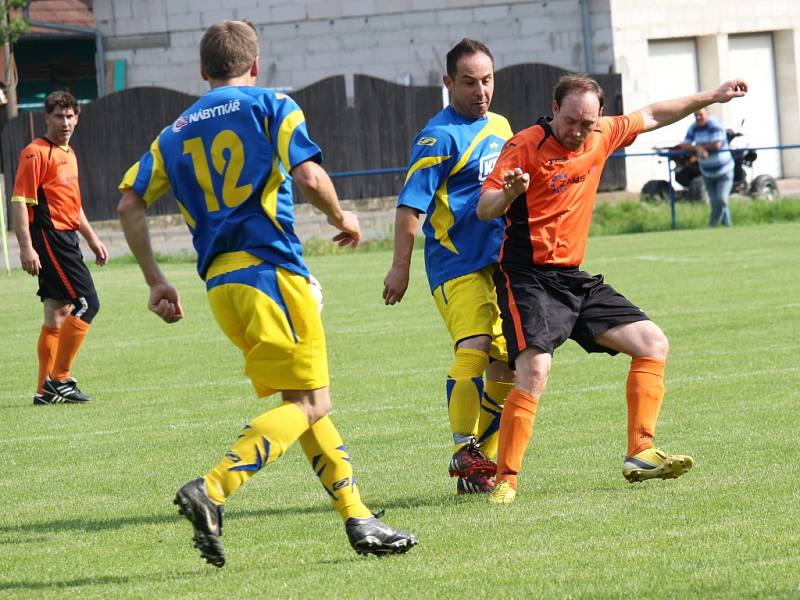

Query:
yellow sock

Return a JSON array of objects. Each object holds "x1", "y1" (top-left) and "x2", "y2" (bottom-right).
[
  {"x1": 204, "y1": 401, "x2": 309, "y2": 504},
  {"x1": 447, "y1": 348, "x2": 489, "y2": 452},
  {"x1": 299, "y1": 416, "x2": 372, "y2": 521},
  {"x1": 477, "y1": 379, "x2": 512, "y2": 460}
]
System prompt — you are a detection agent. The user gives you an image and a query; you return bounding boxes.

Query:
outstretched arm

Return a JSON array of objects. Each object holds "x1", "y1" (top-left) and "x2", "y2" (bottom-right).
[
  {"x1": 292, "y1": 160, "x2": 361, "y2": 249},
  {"x1": 117, "y1": 189, "x2": 183, "y2": 323},
  {"x1": 639, "y1": 79, "x2": 747, "y2": 133}
]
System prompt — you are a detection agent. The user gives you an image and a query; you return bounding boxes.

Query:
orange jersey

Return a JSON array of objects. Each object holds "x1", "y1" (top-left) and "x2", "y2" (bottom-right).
[
  {"x1": 482, "y1": 113, "x2": 644, "y2": 267},
  {"x1": 11, "y1": 138, "x2": 82, "y2": 230}
]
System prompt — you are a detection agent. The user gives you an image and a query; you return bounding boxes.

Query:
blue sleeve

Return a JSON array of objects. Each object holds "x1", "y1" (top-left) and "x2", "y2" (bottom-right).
[
  {"x1": 707, "y1": 121, "x2": 726, "y2": 143},
  {"x1": 265, "y1": 92, "x2": 322, "y2": 171},
  {"x1": 397, "y1": 129, "x2": 455, "y2": 214},
  {"x1": 118, "y1": 128, "x2": 171, "y2": 206},
  {"x1": 682, "y1": 123, "x2": 696, "y2": 144}
]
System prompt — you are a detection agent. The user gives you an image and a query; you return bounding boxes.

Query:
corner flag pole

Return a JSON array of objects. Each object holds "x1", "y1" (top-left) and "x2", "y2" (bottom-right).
[{"x1": 0, "y1": 178, "x2": 10, "y2": 276}]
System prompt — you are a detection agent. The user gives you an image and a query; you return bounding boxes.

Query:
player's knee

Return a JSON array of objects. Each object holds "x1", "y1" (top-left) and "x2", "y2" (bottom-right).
[
  {"x1": 457, "y1": 335, "x2": 491, "y2": 354},
  {"x1": 642, "y1": 324, "x2": 669, "y2": 360},
  {"x1": 486, "y1": 358, "x2": 515, "y2": 383},
  {"x1": 72, "y1": 293, "x2": 100, "y2": 324},
  {"x1": 284, "y1": 388, "x2": 331, "y2": 425},
  {"x1": 515, "y1": 351, "x2": 551, "y2": 396}
]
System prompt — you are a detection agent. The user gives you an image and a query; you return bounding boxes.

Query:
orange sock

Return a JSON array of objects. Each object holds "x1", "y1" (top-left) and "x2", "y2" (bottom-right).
[
  {"x1": 36, "y1": 326, "x2": 60, "y2": 393},
  {"x1": 495, "y1": 388, "x2": 538, "y2": 490},
  {"x1": 626, "y1": 357, "x2": 666, "y2": 456},
  {"x1": 50, "y1": 315, "x2": 90, "y2": 381}
]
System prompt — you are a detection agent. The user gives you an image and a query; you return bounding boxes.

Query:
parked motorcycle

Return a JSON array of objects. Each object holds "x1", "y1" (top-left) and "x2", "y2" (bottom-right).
[{"x1": 641, "y1": 126, "x2": 780, "y2": 203}]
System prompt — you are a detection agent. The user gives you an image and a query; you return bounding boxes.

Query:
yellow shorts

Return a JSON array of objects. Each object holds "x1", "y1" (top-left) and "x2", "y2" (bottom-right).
[
  {"x1": 206, "y1": 252, "x2": 329, "y2": 397},
  {"x1": 432, "y1": 265, "x2": 508, "y2": 362}
]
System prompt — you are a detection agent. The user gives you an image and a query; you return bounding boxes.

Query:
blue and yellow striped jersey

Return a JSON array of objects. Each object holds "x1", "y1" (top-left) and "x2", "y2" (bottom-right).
[
  {"x1": 398, "y1": 106, "x2": 512, "y2": 291},
  {"x1": 119, "y1": 86, "x2": 321, "y2": 280}
]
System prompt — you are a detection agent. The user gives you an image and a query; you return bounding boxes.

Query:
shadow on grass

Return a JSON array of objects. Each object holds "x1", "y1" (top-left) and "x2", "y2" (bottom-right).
[
  {"x1": 0, "y1": 491, "x2": 453, "y2": 541},
  {"x1": 0, "y1": 570, "x2": 202, "y2": 593}
]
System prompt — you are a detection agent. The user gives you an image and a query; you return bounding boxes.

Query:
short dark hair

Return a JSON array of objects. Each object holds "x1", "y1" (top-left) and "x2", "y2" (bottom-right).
[
  {"x1": 200, "y1": 20, "x2": 259, "y2": 80},
  {"x1": 446, "y1": 38, "x2": 494, "y2": 80},
  {"x1": 44, "y1": 90, "x2": 80, "y2": 115},
  {"x1": 553, "y1": 74, "x2": 604, "y2": 110}
]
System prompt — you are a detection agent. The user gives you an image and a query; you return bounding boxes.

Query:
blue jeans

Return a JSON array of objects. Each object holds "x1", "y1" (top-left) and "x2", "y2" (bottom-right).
[{"x1": 703, "y1": 169, "x2": 734, "y2": 227}]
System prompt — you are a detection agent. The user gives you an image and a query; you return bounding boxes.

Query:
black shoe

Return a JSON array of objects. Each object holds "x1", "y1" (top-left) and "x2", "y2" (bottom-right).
[
  {"x1": 448, "y1": 438, "x2": 496, "y2": 478},
  {"x1": 42, "y1": 377, "x2": 91, "y2": 403},
  {"x1": 173, "y1": 478, "x2": 225, "y2": 568},
  {"x1": 33, "y1": 393, "x2": 47, "y2": 405},
  {"x1": 345, "y1": 515, "x2": 417, "y2": 557}
]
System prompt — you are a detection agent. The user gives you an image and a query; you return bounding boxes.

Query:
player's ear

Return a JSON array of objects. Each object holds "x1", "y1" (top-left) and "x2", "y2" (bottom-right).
[
  {"x1": 551, "y1": 99, "x2": 558, "y2": 115},
  {"x1": 250, "y1": 56, "x2": 259, "y2": 78},
  {"x1": 443, "y1": 74, "x2": 454, "y2": 92},
  {"x1": 200, "y1": 66, "x2": 209, "y2": 82}
]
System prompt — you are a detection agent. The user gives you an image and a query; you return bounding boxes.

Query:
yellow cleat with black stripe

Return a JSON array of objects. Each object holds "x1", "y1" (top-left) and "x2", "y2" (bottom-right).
[{"x1": 623, "y1": 448, "x2": 694, "y2": 483}]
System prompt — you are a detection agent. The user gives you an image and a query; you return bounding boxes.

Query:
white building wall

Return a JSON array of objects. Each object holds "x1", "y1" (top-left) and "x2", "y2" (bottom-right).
[
  {"x1": 94, "y1": 0, "x2": 613, "y2": 96},
  {"x1": 609, "y1": 0, "x2": 800, "y2": 187}
]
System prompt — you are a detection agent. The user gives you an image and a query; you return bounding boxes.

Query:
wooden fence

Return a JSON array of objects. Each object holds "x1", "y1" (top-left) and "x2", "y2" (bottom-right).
[{"x1": 1, "y1": 64, "x2": 625, "y2": 225}]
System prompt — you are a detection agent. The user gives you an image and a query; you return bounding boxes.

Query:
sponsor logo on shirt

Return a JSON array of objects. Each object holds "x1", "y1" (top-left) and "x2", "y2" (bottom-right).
[
  {"x1": 549, "y1": 171, "x2": 587, "y2": 193},
  {"x1": 172, "y1": 99, "x2": 242, "y2": 132},
  {"x1": 479, "y1": 151, "x2": 500, "y2": 182},
  {"x1": 417, "y1": 136, "x2": 437, "y2": 146}
]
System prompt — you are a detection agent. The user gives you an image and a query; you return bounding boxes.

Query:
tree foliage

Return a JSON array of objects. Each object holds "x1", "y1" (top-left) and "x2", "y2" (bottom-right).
[{"x1": 0, "y1": 0, "x2": 30, "y2": 45}]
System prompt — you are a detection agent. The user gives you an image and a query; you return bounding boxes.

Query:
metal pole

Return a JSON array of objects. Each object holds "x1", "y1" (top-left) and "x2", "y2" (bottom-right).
[
  {"x1": 0, "y1": 178, "x2": 9, "y2": 276},
  {"x1": 579, "y1": 0, "x2": 594, "y2": 73},
  {"x1": 667, "y1": 154, "x2": 676, "y2": 230}
]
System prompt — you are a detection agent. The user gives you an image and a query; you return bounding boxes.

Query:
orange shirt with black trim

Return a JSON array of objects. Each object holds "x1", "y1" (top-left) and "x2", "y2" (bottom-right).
[
  {"x1": 11, "y1": 137, "x2": 82, "y2": 231},
  {"x1": 482, "y1": 112, "x2": 644, "y2": 267}
]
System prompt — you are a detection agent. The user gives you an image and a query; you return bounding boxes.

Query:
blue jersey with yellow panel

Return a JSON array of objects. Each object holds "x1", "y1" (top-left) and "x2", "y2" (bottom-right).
[
  {"x1": 398, "y1": 106, "x2": 512, "y2": 291},
  {"x1": 119, "y1": 85, "x2": 321, "y2": 280}
]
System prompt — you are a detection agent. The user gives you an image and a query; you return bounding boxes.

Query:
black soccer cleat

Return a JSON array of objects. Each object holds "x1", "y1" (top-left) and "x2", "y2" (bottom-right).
[
  {"x1": 345, "y1": 515, "x2": 418, "y2": 557},
  {"x1": 41, "y1": 377, "x2": 91, "y2": 404},
  {"x1": 456, "y1": 473, "x2": 496, "y2": 495},
  {"x1": 449, "y1": 438, "x2": 496, "y2": 478},
  {"x1": 173, "y1": 478, "x2": 225, "y2": 568}
]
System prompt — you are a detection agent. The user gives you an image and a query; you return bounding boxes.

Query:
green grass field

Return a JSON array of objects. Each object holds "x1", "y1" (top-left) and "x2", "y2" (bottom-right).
[{"x1": 2, "y1": 223, "x2": 799, "y2": 598}]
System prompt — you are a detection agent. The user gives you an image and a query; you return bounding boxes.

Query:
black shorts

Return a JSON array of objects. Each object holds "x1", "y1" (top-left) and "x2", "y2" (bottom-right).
[
  {"x1": 494, "y1": 263, "x2": 649, "y2": 366},
  {"x1": 30, "y1": 228, "x2": 96, "y2": 303}
]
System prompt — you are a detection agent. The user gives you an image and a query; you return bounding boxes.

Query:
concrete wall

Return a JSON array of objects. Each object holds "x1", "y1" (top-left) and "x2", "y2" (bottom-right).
[
  {"x1": 94, "y1": 0, "x2": 800, "y2": 188},
  {"x1": 94, "y1": 0, "x2": 613, "y2": 95},
  {"x1": 609, "y1": 0, "x2": 800, "y2": 187}
]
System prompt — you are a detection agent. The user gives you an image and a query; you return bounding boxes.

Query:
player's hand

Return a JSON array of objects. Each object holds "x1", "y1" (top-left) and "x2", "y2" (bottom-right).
[
  {"x1": 90, "y1": 238, "x2": 109, "y2": 266},
  {"x1": 713, "y1": 79, "x2": 748, "y2": 103},
  {"x1": 148, "y1": 282, "x2": 184, "y2": 324},
  {"x1": 383, "y1": 265, "x2": 410, "y2": 305},
  {"x1": 20, "y1": 246, "x2": 41, "y2": 276},
  {"x1": 329, "y1": 210, "x2": 361, "y2": 249},
  {"x1": 696, "y1": 146, "x2": 709, "y2": 160},
  {"x1": 502, "y1": 168, "x2": 530, "y2": 201}
]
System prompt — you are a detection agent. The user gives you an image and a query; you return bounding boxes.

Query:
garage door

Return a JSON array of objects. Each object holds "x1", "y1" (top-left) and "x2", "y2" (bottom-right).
[
  {"x1": 626, "y1": 39, "x2": 700, "y2": 192},
  {"x1": 727, "y1": 33, "x2": 782, "y2": 178}
]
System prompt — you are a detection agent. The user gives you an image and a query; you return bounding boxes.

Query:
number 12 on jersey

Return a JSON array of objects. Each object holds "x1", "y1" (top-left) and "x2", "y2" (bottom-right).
[{"x1": 183, "y1": 129, "x2": 252, "y2": 212}]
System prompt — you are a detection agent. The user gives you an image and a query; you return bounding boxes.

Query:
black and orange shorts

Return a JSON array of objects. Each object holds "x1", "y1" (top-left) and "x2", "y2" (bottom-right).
[
  {"x1": 30, "y1": 227, "x2": 96, "y2": 303},
  {"x1": 494, "y1": 263, "x2": 649, "y2": 367}
]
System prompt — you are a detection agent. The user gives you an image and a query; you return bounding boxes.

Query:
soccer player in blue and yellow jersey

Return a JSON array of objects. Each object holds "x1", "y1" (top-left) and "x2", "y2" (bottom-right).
[
  {"x1": 117, "y1": 20, "x2": 416, "y2": 567},
  {"x1": 382, "y1": 39, "x2": 515, "y2": 494}
]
